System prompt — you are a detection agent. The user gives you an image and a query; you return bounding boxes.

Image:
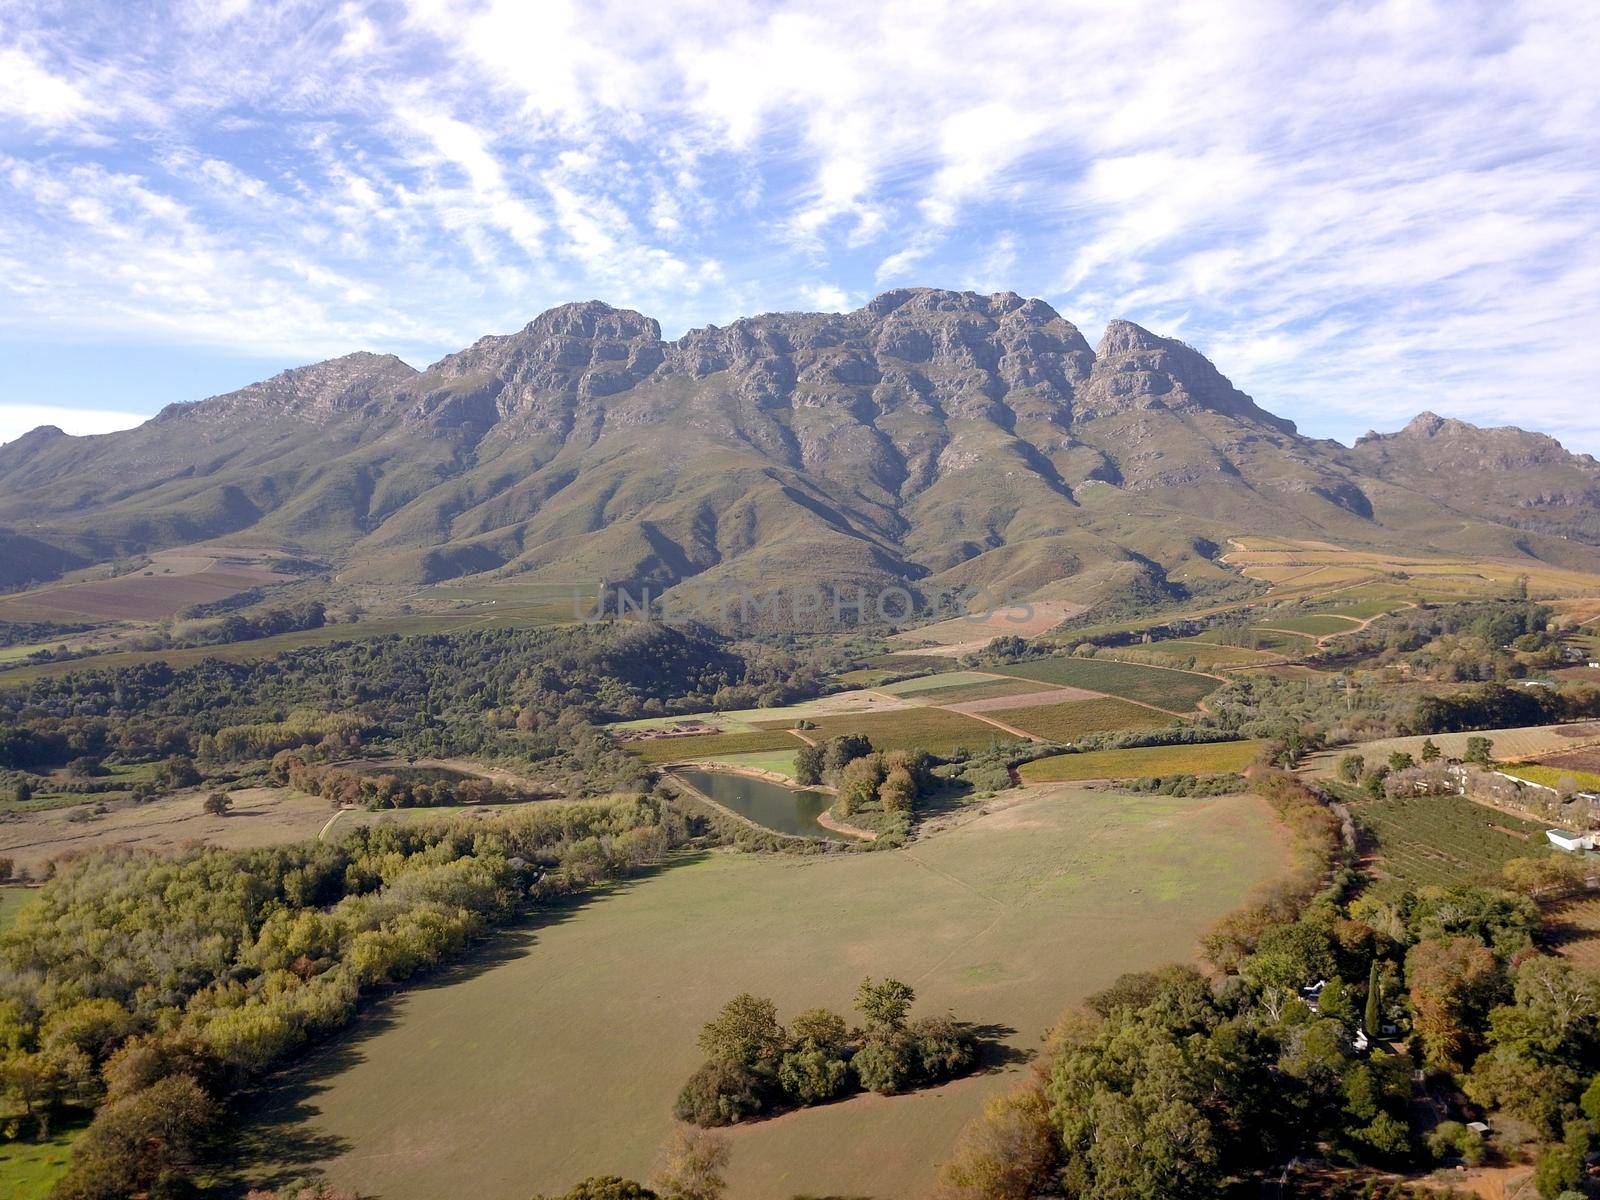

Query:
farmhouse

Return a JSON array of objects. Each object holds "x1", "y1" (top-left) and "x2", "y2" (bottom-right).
[{"x1": 1545, "y1": 829, "x2": 1598, "y2": 853}]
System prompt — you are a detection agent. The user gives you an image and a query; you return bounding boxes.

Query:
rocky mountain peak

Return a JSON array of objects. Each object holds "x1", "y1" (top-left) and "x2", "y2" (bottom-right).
[{"x1": 156, "y1": 351, "x2": 419, "y2": 425}]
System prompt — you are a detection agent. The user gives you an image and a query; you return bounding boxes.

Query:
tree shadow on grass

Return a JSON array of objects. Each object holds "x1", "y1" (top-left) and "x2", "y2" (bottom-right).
[
  {"x1": 966, "y1": 1021, "x2": 1034, "y2": 1074},
  {"x1": 222, "y1": 853, "x2": 706, "y2": 1197}
]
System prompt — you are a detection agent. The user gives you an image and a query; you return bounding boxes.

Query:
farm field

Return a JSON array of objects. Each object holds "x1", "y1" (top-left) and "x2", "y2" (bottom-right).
[
  {"x1": 982, "y1": 697, "x2": 1169, "y2": 742},
  {"x1": 878, "y1": 670, "x2": 996, "y2": 695},
  {"x1": 770, "y1": 706, "x2": 1019, "y2": 753},
  {"x1": 0, "y1": 786, "x2": 337, "y2": 874},
  {"x1": 626, "y1": 729, "x2": 804, "y2": 764},
  {"x1": 993, "y1": 656, "x2": 1219, "y2": 711},
  {"x1": 912, "y1": 676, "x2": 1066, "y2": 703},
  {"x1": 235, "y1": 786, "x2": 1289, "y2": 1200},
  {"x1": 707, "y1": 749, "x2": 803, "y2": 779},
  {"x1": 890, "y1": 600, "x2": 1087, "y2": 648},
  {"x1": 1251, "y1": 612, "x2": 1363, "y2": 637},
  {"x1": 1354, "y1": 794, "x2": 1554, "y2": 893},
  {"x1": 1300, "y1": 722, "x2": 1600, "y2": 777},
  {"x1": 1018, "y1": 739, "x2": 1267, "y2": 782},
  {"x1": 1500, "y1": 763, "x2": 1600, "y2": 792},
  {"x1": 1098, "y1": 640, "x2": 1278, "y2": 670}
]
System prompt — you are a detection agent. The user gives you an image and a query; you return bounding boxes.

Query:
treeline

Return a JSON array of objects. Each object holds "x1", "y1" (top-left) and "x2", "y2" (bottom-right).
[
  {"x1": 793, "y1": 734, "x2": 938, "y2": 841},
  {"x1": 269, "y1": 753, "x2": 530, "y2": 809},
  {"x1": 1, "y1": 623, "x2": 836, "y2": 792},
  {"x1": 159, "y1": 599, "x2": 327, "y2": 648},
  {"x1": 1409, "y1": 680, "x2": 1600, "y2": 735},
  {"x1": 0, "y1": 795, "x2": 679, "y2": 1199},
  {"x1": 935, "y1": 769, "x2": 1600, "y2": 1200},
  {"x1": 0, "y1": 620, "x2": 94, "y2": 648},
  {"x1": 675, "y1": 978, "x2": 976, "y2": 1126}
]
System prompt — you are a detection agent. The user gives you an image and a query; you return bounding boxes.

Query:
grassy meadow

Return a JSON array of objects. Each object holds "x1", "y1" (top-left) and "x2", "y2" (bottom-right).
[
  {"x1": 766, "y1": 707, "x2": 1019, "y2": 753},
  {"x1": 236, "y1": 786, "x2": 1288, "y2": 1200}
]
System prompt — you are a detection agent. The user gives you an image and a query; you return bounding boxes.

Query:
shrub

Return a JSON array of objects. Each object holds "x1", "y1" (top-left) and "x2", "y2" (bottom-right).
[
  {"x1": 853, "y1": 1031, "x2": 919, "y2": 1095},
  {"x1": 672, "y1": 1060, "x2": 769, "y2": 1126}
]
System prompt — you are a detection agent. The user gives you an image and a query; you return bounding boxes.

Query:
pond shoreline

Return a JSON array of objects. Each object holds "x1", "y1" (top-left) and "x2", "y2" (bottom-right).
[{"x1": 664, "y1": 761, "x2": 873, "y2": 842}]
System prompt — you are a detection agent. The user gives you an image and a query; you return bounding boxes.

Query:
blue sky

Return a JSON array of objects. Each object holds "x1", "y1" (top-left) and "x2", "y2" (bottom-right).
[{"x1": 2, "y1": 0, "x2": 1598, "y2": 451}]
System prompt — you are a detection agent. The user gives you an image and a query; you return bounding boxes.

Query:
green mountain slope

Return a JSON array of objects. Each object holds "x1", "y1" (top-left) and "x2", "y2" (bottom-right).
[{"x1": 3, "y1": 289, "x2": 1597, "y2": 610}]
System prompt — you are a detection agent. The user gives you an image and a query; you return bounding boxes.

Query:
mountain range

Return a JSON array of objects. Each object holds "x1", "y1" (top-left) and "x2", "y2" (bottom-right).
[{"x1": 4, "y1": 287, "x2": 1599, "y2": 608}]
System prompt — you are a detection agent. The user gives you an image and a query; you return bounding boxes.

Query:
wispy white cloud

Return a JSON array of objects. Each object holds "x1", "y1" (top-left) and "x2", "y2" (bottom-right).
[{"x1": 0, "y1": 0, "x2": 1597, "y2": 452}]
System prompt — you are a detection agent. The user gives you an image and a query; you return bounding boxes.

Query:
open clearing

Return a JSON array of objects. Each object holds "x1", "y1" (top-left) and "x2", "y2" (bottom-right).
[
  {"x1": 0, "y1": 884, "x2": 38, "y2": 930},
  {"x1": 993, "y1": 657, "x2": 1219, "y2": 711},
  {"x1": 0, "y1": 787, "x2": 335, "y2": 874},
  {"x1": 0, "y1": 786, "x2": 555, "y2": 873},
  {"x1": 890, "y1": 600, "x2": 1087, "y2": 648},
  {"x1": 1018, "y1": 739, "x2": 1267, "y2": 782},
  {"x1": 237, "y1": 786, "x2": 1288, "y2": 1200}
]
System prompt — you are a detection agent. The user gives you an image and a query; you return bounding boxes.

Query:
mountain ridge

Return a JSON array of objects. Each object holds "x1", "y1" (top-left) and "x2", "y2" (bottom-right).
[{"x1": 4, "y1": 287, "x2": 1598, "y2": 604}]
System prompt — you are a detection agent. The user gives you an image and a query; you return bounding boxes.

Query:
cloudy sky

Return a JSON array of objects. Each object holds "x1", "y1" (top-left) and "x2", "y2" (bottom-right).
[{"x1": 1, "y1": 0, "x2": 1597, "y2": 451}]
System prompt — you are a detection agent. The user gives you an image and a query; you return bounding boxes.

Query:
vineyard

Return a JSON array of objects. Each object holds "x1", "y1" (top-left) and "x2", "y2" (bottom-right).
[{"x1": 1356, "y1": 794, "x2": 1554, "y2": 892}]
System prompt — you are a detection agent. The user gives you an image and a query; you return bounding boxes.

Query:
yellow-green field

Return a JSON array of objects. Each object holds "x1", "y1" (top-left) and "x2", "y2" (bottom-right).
[
  {"x1": 625, "y1": 729, "x2": 804, "y2": 764},
  {"x1": 1300, "y1": 723, "x2": 1600, "y2": 777},
  {"x1": 983, "y1": 697, "x2": 1169, "y2": 742},
  {"x1": 1019, "y1": 739, "x2": 1267, "y2": 782},
  {"x1": 0, "y1": 885, "x2": 38, "y2": 930},
  {"x1": 1499, "y1": 763, "x2": 1600, "y2": 792},
  {"x1": 236, "y1": 786, "x2": 1288, "y2": 1200},
  {"x1": 994, "y1": 657, "x2": 1220, "y2": 711},
  {"x1": 0, "y1": 1116, "x2": 85, "y2": 1199},
  {"x1": 768, "y1": 706, "x2": 1018, "y2": 753}
]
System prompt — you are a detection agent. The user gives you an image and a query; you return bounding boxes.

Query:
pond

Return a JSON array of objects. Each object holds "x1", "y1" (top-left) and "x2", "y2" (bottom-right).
[{"x1": 670, "y1": 767, "x2": 858, "y2": 840}]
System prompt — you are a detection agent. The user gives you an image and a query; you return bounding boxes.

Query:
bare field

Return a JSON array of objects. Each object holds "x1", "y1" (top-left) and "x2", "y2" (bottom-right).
[
  {"x1": 890, "y1": 600, "x2": 1087, "y2": 648},
  {"x1": 0, "y1": 547, "x2": 290, "y2": 621},
  {"x1": 236, "y1": 786, "x2": 1289, "y2": 1200},
  {"x1": 0, "y1": 787, "x2": 333, "y2": 873}
]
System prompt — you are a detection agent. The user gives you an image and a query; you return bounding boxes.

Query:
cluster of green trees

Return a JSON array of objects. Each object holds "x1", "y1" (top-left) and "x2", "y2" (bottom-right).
[
  {"x1": 792, "y1": 734, "x2": 937, "y2": 838},
  {"x1": 1123, "y1": 772, "x2": 1245, "y2": 797},
  {"x1": 0, "y1": 795, "x2": 678, "y2": 1198},
  {"x1": 1312, "y1": 599, "x2": 1559, "y2": 681},
  {"x1": 2, "y1": 623, "x2": 838, "y2": 797},
  {"x1": 1410, "y1": 681, "x2": 1600, "y2": 735},
  {"x1": 269, "y1": 753, "x2": 533, "y2": 809},
  {"x1": 674, "y1": 977, "x2": 976, "y2": 1127}
]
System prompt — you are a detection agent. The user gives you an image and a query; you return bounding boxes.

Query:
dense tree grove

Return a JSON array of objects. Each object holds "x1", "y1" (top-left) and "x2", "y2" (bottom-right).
[
  {"x1": 0, "y1": 795, "x2": 679, "y2": 1197},
  {"x1": 673, "y1": 977, "x2": 976, "y2": 1126},
  {"x1": 0, "y1": 623, "x2": 837, "y2": 794}
]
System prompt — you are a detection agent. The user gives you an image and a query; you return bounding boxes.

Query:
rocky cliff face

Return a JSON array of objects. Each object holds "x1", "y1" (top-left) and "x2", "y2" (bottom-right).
[
  {"x1": 1347, "y1": 411, "x2": 1600, "y2": 544},
  {"x1": 2, "y1": 288, "x2": 1596, "y2": 600}
]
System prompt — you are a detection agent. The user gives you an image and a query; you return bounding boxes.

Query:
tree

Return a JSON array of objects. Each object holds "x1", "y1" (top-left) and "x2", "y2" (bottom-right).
[
  {"x1": 1406, "y1": 936, "x2": 1503, "y2": 1073},
  {"x1": 1336, "y1": 754, "x2": 1365, "y2": 784},
  {"x1": 1420, "y1": 738, "x2": 1442, "y2": 762},
  {"x1": 855, "y1": 977, "x2": 915, "y2": 1033},
  {"x1": 792, "y1": 745, "x2": 823, "y2": 786},
  {"x1": 1464, "y1": 736, "x2": 1494, "y2": 765},
  {"x1": 853, "y1": 1029, "x2": 918, "y2": 1094},
  {"x1": 203, "y1": 791, "x2": 234, "y2": 817},
  {"x1": 938, "y1": 1083, "x2": 1058, "y2": 1200},
  {"x1": 52, "y1": 1074, "x2": 218, "y2": 1200},
  {"x1": 695, "y1": 994, "x2": 785, "y2": 1070},
  {"x1": 1364, "y1": 959, "x2": 1382, "y2": 1035},
  {"x1": 156, "y1": 753, "x2": 202, "y2": 789},
  {"x1": 672, "y1": 1060, "x2": 767, "y2": 1126},
  {"x1": 821, "y1": 734, "x2": 872, "y2": 777},
  {"x1": 534, "y1": 1178, "x2": 656, "y2": 1200},
  {"x1": 777, "y1": 1008, "x2": 850, "y2": 1105},
  {"x1": 1533, "y1": 1140, "x2": 1583, "y2": 1199},
  {"x1": 1583, "y1": 1073, "x2": 1600, "y2": 1125},
  {"x1": 1387, "y1": 750, "x2": 1415, "y2": 772},
  {"x1": 652, "y1": 1127, "x2": 729, "y2": 1200}
]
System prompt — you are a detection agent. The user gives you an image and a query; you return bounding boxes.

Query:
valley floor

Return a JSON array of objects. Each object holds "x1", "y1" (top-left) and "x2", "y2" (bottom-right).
[{"x1": 233, "y1": 784, "x2": 1290, "y2": 1200}]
